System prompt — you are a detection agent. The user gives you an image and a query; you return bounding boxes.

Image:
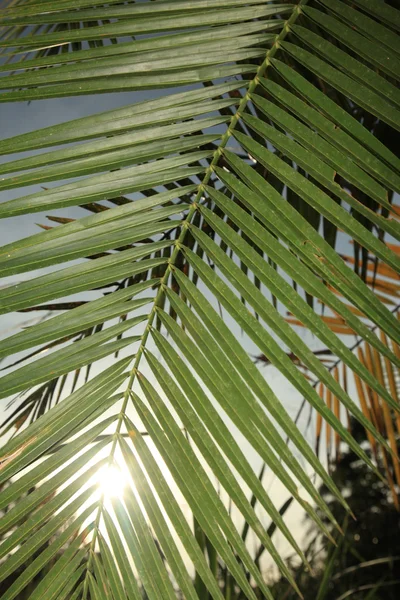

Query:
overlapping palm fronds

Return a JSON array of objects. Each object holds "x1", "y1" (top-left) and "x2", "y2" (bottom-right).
[
  {"x1": 274, "y1": 238, "x2": 400, "y2": 506},
  {"x1": 0, "y1": 1, "x2": 399, "y2": 599}
]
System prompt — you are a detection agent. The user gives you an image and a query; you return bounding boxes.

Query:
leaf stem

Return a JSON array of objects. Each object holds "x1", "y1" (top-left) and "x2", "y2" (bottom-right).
[
  {"x1": 123, "y1": 0, "x2": 309, "y2": 405},
  {"x1": 82, "y1": 1, "x2": 308, "y2": 595}
]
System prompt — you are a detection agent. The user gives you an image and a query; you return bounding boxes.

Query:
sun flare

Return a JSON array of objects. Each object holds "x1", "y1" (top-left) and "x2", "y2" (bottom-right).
[{"x1": 97, "y1": 465, "x2": 126, "y2": 499}]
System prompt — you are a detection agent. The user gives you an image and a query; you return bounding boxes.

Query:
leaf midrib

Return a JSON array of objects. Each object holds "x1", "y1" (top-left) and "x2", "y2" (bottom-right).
[{"x1": 79, "y1": 2, "x2": 308, "y2": 597}]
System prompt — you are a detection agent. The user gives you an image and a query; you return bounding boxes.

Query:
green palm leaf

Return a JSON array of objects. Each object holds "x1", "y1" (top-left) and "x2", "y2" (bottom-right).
[{"x1": 0, "y1": 1, "x2": 399, "y2": 598}]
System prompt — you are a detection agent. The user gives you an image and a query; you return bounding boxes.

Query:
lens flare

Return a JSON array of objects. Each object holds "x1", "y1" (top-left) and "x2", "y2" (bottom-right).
[{"x1": 98, "y1": 465, "x2": 126, "y2": 499}]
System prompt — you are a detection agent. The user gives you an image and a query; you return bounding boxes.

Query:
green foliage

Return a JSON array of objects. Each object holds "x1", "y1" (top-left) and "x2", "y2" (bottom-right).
[{"x1": 0, "y1": 1, "x2": 399, "y2": 598}]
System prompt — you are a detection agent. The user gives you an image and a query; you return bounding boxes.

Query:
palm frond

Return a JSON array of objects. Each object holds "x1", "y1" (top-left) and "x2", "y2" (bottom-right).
[{"x1": 0, "y1": 1, "x2": 399, "y2": 599}]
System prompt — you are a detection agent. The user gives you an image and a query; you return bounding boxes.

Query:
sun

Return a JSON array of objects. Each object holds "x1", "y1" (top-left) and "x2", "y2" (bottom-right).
[{"x1": 97, "y1": 464, "x2": 127, "y2": 499}]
